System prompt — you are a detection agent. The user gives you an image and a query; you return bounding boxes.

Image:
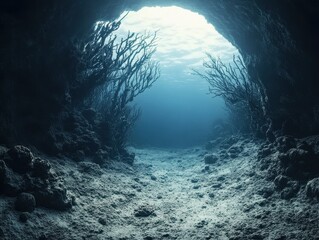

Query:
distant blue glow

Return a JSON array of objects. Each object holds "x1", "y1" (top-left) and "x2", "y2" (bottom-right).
[{"x1": 113, "y1": 7, "x2": 240, "y2": 147}]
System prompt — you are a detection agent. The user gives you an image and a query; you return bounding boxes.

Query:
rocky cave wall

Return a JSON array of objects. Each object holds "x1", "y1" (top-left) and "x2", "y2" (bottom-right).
[{"x1": 0, "y1": 0, "x2": 318, "y2": 149}]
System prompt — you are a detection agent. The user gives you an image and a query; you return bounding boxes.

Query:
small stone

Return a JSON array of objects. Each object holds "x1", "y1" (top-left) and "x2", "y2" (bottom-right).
[
  {"x1": 208, "y1": 192, "x2": 215, "y2": 198},
  {"x1": 150, "y1": 175, "x2": 157, "y2": 181},
  {"x1": 197, "y1": 193, "x2": 204, "y2": 198},
  {"x1": 191, "y1": 178, "x2": 199, "y2": 183},
  {"x1": 15, "y1": 193, "x2": 36, "y2": 212},
  {"x1": 217, "y1": 176, "x2": 225, "y2": 181},
  {"x1": 212, "y1": 183, "x2": 222, "y2": 189},
  {"x1": 195, "y1": 220, "x2": 208, "y2": 228},
  {"x1": 98, "y1": 218, "x2": 106, "y2": 225},
  {"x1": 134, "y1": 204, "x2": 156, "y2": 217},
  {"x1": 204, "y1": 154, "x2": 218, "y2": 164}
]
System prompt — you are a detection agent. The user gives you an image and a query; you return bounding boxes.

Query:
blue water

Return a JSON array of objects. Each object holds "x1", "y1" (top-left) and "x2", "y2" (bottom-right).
[
  {"x1": 115, "y1": 6, "x2": 239, "y2": 148},
  {"x1": 130, "y1": 74, "x2": 227, "y2": 148}
]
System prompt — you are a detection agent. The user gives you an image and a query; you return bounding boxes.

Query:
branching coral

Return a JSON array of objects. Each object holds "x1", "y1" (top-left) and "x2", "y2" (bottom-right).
[
  {"x1": 71, "y1": 17, "x2": 160, "y2": 157},
  {"x1": 194, "y1": 54, "x2": 265, "y2": 134}
]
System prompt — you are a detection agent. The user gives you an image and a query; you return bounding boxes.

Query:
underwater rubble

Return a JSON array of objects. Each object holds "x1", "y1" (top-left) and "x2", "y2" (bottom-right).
[{"x1": 1, "y1": 133, "x2": 319, "y2": 239}]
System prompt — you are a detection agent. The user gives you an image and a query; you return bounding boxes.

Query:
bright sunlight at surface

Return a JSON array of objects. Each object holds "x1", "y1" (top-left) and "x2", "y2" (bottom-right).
[{"x1": 115, "y1": 6, "x2": 240, "y2": 147}]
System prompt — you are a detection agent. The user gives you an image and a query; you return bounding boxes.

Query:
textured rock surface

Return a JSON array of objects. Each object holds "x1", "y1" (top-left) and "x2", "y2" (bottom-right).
[
  {"x1": 1, "y1": 141, "x2": 319, "y2": 239},
  {"x1": 4, "y1": 145, "x2": 33, "y2": 174},
  {"x1": 306, "y1": 178, "x2": 319, "y2": 199}
]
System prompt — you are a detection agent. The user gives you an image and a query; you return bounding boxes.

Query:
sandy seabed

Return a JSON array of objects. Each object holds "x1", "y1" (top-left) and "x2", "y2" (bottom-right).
[{"x1": 1, "y1": 139, "x2": 319, "y2": 240}]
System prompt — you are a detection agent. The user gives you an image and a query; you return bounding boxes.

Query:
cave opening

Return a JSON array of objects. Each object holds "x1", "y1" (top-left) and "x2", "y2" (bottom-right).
[
  {"x1": 107, "y1": 6, "x2": 241, "y2": 148},
  {"x1": 1, "y1": 1, "x2": 319, "y2": 239}
]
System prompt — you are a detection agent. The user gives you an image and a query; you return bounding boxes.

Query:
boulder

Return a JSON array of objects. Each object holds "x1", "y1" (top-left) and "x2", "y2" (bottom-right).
[
  {"x1": 33, "y1": 184, "x2": 73, "y2": 211},
  {"x1": 5, "y1": 145, "x2": 34, "y2": 174},
  {"x1": 15, "y1": 192, "x2": 36, "y2": 212}
]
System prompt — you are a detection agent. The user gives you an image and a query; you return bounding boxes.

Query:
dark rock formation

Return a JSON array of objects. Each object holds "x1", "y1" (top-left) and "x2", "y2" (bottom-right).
[
  {"x1": 204, "y1": 154, "x2": 218, "y2": 164},
  {"x1": 0, "y1": 145, "x2": 73, "y2": 211},
  {"x1": 32, "y1": 184, "x2": 73, "y2": 211},
  {"x1": 306, "y1": 178, "x2": 319, "y2": 199},
  {"x1": 15, "y1": 192, "x2": 36, "y2": 212},
  {"x1": 4, "y1": 145, "x2": 34, "y2": 174},
  {"x1": 32, "y1": 157, "x2": 51, "y2": 179},
  {"x1": 134, "y1": 204, "x2": 156, "y2": 217}
]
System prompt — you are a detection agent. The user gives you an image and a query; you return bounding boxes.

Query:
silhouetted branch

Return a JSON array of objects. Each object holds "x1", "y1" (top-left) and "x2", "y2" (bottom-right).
[
  {"x1": 76, "y1": 21, "x2": 160, "y2": 152},
  {"x1": 194, "y1": 54, "x2": 265, "y2": 133}
]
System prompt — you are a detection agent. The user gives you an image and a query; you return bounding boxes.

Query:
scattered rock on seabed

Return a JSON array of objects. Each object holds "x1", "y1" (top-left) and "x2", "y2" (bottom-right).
[{"x1": 1, "y1": 136, "x2": 319, "y2": 239}]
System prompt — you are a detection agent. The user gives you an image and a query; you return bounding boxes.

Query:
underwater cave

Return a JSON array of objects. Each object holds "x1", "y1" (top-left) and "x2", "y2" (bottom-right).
[{"x1": 0, "y1": 1, "x2": 319, "y2": 239}]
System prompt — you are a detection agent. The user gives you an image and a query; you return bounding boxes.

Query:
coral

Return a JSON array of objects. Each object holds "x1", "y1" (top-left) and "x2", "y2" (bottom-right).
[{"x1": 194, "y1": 55, "x2": 266, "y2": 134}]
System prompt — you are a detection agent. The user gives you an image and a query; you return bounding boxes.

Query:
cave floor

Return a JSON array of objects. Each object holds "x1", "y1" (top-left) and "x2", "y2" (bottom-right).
[{"x1": 1, "y1": 141, "x2": 319, "y2": 239}]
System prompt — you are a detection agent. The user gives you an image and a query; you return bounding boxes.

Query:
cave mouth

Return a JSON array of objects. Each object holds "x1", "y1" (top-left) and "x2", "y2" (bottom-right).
[{"x1": 109, "y1": 6, "x2": 241, "y2": 148}]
